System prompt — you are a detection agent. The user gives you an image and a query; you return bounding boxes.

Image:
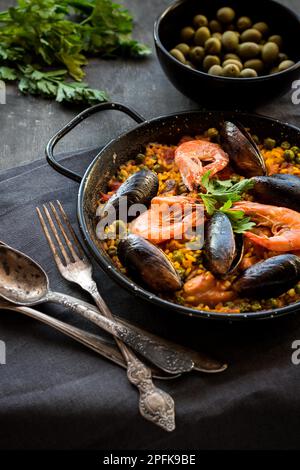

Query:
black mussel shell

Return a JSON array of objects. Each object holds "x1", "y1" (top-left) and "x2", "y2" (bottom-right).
[
  {"x1": 99, "y1": 170, "x2": 158, "y2": 220},
  {"x1": 251, "y1": 174, "x2": 300, "y2": 212},
  {"x1": 234, "y1": 254, "x2": 300, "y2": 299},
  {"x1": 221, "y1": 121, "x2": 267, "y2": 177},
  {"x1": 205, "y1": 212, "x2": 243, "y2": 275},
  {"x1": 117, "y1": 234, "x2": 182, "y2": 292}
]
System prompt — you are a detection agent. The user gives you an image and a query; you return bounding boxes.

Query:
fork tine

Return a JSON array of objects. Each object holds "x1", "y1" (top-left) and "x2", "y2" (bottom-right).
[
  {"x1": 36, "y1": 207, "x2": 65, "y2": 268},
  {"x1": 41, "y1": 204, "x2": 72, "y2": 264},
  {"x1": 56, "y1": 200, "x2": 85, "y2": 259},
  {"x1": 49, "y1": 202, "x2": 80, "y2": 262}
]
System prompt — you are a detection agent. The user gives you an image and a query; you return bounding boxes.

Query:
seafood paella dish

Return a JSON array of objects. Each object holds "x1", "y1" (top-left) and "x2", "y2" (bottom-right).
[{"x1": 96, "y1": 121, "x2": 300, "y2": 314}]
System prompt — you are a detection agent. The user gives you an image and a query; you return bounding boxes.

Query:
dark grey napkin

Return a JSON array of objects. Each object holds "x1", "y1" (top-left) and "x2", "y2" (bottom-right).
[{"x1": 0, "y1": 149, "x2": 300, "y2": 450}]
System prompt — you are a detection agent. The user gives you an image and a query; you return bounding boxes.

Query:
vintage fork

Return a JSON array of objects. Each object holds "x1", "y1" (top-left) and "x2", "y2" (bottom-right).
[{"x1": 37, "y1": 201, "x2": 176, "y2": 432}]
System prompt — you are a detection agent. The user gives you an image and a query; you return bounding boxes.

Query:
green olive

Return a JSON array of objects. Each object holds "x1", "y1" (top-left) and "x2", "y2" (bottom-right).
[
  {"x1": 268, "y1": 35, "x2": 283, "y2": 49},
  {"x1": 209, "y1": 19, "x2": 222, "y2": 33},
  {"x1": 223, "y1": 63, "x2": 240, "y2": 77},
  {"x1": 252, "y1": 22, "x2": 270, "y2": 36},
  {"x1": 240, "y1": 28, "x2": 262, "y2": 44},
  {"x1": 189, "y1": 46, "x2": 205, "y2": 64},
  {"x1": 236, "y1": 16, "x2": 252, "y2": 31},
  {"x1": 217, "y1": 7, "x2": 235, "y2": 24},
  {"x1": 222, "y1": 59, "x2": 243, "y2": 71},
  {"x1": 194, "y1": 26, "x2": 211, "y2": 46},
  {"x1": 244, "y1": 59, "x2": 264, "y2": 73},
  {"x1": 175, "y1": 43, "x2": 190, "y2": 56},
  {"x1": 203, "y1": 55, "x2": 221, "y2": 71},
  {"x1": 222, "y1": 31, "x2": 239, "y2": 51},
  {"x1": 238, "y1": 42, "x2": 260, "y2": 59},
  {"x1": 205, "y1": 37, "x2": 222, "y2": 54},
  {"x1": 240, "y1": 68, "x2": 258, "y2": 78},
  {"x1": 278, "y1": 52, "x2": 288, "y2": 62},
  {"x1": 212, "y1": 32, "x2": 222, "y2": 40},
  {"x1": 278, "y1": 60, "x2": 295, "y2": 71},
  {"x1": 193, "y1": 14, "x2": 208, "y2": 27},
  {"x1": 224, "y1": 53, "x2": 240, "y2": 61},
  {"x1": 262, "y1": 42, "x2": 279, "y2": 63},
  {"x1": 208, "y1": 64, "x2": 224, "y2": 76},
  {"x1": 180, "y1": 26, "x2": 195, "y2": 42},
  {"x1": 169, "y1": 48, "x2": 186, "y2": 64},
  {"x1": 269, "y1": 66, "x2": 279, "y2": 74}
]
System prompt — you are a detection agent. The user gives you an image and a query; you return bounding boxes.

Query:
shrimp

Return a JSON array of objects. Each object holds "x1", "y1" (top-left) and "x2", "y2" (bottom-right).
[
  {"x1": 183, "y1": 272, "x2": 236, "y2": 307},
  {"x1": 233, "y1": 201, "x2": 300, "y2": 252},
  {"x1": 130, "y1": 195, "x2": 204, "y2": 243},
  {"x1": 175, "y1": 139, "x2": 229, "y2": 191}
]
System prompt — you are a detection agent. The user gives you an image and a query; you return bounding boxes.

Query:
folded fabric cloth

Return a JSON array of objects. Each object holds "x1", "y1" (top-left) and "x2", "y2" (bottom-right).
[{"x1": 0, "y1": 148, "x2": 300, "y2": 450}]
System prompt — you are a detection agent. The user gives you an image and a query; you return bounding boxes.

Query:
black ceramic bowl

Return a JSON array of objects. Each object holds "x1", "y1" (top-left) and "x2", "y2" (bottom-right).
[{"x1": 154, "y1": 0, "x2": 300, "y2": 107}]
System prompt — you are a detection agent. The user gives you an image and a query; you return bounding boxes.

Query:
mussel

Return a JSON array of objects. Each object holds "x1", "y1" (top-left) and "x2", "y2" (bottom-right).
[
  {"x1": 221, "y1": 121, "x2": 267, "y2": 177},
  {"x1": 98, "y1": 170, "x2": 158, "y2": 221},
  {"x1": 251, "y1": 174, "x2": 300, "y2": 212},
  {"x1": 204, "y1": 212, "x2": 244, "y2": 276},
  {"x1": 233, "y1": 254, "x2": 300, "y2": 299},
  {"x1": 117, "y1": 233, "x2": 182, "y2": 292}
]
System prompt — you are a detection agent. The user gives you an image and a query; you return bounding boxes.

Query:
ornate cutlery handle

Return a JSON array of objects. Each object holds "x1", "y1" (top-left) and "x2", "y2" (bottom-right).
[
  {"x1": 87, "y1": 283, "x2": 176, "y2": 431},
  {"x1": 47, "y1": 291, "x2": 194, "y2": 375},
  {"x1": 126, "y1": 358, "x2": 175, "y2": 432},
  {"x1": 70, "y1": 292, "x2": 228, "y2": 374}
]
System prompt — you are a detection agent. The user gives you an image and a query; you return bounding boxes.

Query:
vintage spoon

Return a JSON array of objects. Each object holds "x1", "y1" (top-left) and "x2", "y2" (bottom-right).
[{"x1": 0, "y1": 245, "x2": 194, "y2": 375}]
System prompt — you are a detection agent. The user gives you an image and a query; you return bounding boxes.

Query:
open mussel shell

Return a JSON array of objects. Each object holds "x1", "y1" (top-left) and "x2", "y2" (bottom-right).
[
  {"x1": 204, "y1": 212, "x2": 243, "y2": 276},
  {"x1": 251, "y1": 174, "x2": 300, "y2": 212},
  {"x1": 117, "y1": 233, "x2": 182, "y2": 292},
  {"x1": 234, "y1": 254, "x2": 300, "y2": 299},
  {"x1": 221, "y1": 121, "x2": 267, "y2": 177},
  {"x1": 98, "y1": 170, "x2": 158, "y2": 221}
]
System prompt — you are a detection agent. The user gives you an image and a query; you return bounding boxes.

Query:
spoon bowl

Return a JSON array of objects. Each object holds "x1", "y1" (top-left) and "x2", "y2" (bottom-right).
[{"x1": 0, "y1": 245, "x2": 48, "y2": 305}]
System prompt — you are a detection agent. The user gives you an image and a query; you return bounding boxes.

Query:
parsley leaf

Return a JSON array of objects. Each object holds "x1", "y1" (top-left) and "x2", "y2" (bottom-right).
[
  {"x1": 219, "y1": 200, "x2": 256, "y2": 234},
  {"x1": 200, "y1": 171, "x2": 254, "y2": 210},
  {"x1": 0, "y1": 0, "x2": 150, "y2": 103},
  {"x1": 17, "y1": 65, "x2": 108, "y2": 104},
  {"x1": 0, "y1": 66, "x2": 18, "y2": 80},
  {"x1": 199, "y1": 171, "x2": 255, "y2": 233},
  {"x1": 200, "y1": 194, "x2": 217, "y2": 216}
]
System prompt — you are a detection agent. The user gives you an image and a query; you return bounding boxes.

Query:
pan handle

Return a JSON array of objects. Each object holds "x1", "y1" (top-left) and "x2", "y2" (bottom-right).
[{"x1": 45, "y1": 102, "x2": 145, "y2": 183}]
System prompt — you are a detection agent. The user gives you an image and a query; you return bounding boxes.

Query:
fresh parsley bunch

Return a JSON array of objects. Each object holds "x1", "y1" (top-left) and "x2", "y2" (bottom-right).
[
  {"x1": 200, "y1": 171, "x2": 256, "y2": 234},
  {"x1": 0, "y1": 0, "x2": 151, "y2": 104}
]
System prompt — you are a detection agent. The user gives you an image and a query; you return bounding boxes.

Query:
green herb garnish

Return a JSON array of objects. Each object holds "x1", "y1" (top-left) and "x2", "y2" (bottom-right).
[
  {"x1": 219, "y1": 200, "x2": 256, "y2": 234},
  {"x1": 0, "y1": 0, "x2": 151, "y2": 103},
  {"x1": 199, "y1": 171, "x2": 255, "y2": 233}
]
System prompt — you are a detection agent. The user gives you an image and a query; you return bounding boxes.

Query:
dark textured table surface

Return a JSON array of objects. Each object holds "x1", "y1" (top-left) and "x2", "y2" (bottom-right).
[{"x1": 0, "y1": 0, "x2": 300, "y2": 171}]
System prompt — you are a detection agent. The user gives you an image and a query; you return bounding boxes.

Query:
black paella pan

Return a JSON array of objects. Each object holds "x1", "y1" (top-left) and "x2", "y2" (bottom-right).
[{"x1": 46, "y1": 102, "x2": 300, "y2": 321}]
